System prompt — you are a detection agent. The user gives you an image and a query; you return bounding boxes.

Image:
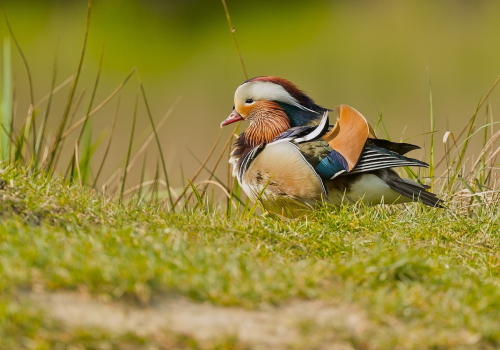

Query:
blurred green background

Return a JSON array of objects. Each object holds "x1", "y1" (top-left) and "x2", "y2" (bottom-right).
[{"x1": 1, "y1": 0, "x2": 500, "y2": 187}]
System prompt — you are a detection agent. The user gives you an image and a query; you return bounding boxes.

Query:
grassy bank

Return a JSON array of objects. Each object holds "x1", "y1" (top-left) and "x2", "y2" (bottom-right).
[
  {"x1": 1, "y1": 1, "x2": 500, "y2": 348},
  {"x1": 0, "y1": 165, "x2": 499, "y2": 349}
]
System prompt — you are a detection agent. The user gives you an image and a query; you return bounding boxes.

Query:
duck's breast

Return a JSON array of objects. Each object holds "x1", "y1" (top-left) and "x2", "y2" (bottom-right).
[{"x1": 241, "y1": 141, "x2": 326, "y2": 216}]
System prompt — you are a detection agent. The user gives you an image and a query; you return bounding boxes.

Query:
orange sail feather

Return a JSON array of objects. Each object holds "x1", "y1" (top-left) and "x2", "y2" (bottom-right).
[{"x1": 321, "y1": 105, "x2": 376, "y2": 170}]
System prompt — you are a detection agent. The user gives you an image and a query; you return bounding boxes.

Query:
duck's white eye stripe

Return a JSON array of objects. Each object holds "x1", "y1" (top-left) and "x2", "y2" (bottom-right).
[{"x1": 235, "y1": 81, "x2": 317, "y2": 113}]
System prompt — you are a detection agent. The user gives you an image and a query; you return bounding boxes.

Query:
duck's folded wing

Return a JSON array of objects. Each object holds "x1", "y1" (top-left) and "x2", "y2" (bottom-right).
[
  {"x1": 349, "y1": 144, "x2": 428, "y2": 174},
  {"x1": 276, "y1": 106, "x2": 427, "y2": 180},
  {"x1": 311, "y1": 142, "x2": 429, "y2": 179}
]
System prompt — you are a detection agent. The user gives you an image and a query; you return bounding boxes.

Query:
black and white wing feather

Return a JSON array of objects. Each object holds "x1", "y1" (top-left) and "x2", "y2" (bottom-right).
[{"x1": 349, "y1": 144, "x2": 428, "y2": 174}]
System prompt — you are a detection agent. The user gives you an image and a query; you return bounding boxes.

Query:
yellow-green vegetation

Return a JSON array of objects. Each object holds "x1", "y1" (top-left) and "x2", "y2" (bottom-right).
[
  {"x1": 1, "y1": 165, "x2": 500, "y2": 349},
  {"x1": 2, "y1": 1, "x2": 500, "y2": 349}
]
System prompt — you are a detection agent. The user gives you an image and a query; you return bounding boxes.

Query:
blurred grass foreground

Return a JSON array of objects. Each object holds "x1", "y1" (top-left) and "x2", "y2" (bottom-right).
[{"x1": 2, "y1": 1, "x2": 500, "y2": 349}]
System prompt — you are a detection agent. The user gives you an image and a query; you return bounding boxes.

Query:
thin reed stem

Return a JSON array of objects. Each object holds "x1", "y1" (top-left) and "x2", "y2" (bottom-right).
[{"x1": 221, "y1": 0, "x2": 248, "y2": 80}]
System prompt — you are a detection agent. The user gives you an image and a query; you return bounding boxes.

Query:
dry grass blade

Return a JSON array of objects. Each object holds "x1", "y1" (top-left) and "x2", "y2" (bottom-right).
[
  {"x1": 441, "y1": 131, "x2": 456, "y2": 177},
  {"x1": 122, "y1": 179, "x2": 168, "y2": 198},
  {"x1": 185, "y1": 147, "x2": 242, "y2": 204},
  {"x1": 171, "y1": 130, "x2": 224, "y2": 209},
  {"x1": 34, "y1": 75, "x2": 75, "y2": 110},
  {"x1": 466, "y1": 129, "x2": 500, "y2": 179},
  {"x1": 194, "y1": 180, "x2": 237, "y2": 209},
  {"x1": 435, "y1": 73, "x2": 500, "y2": 170},
  {"x1": 126, "y1": 96, "x2": 181, "y2": 174},
  {"x1": 61, "y1": 67, "x2": 136, "y2": 139},
  {"x1": 488, "y1": 101, "x2": 494, "y2": 155},
  {"x1": 195, "y1": 124, "x2": 238, "y2": 206},
  {"x1": 103, "y1": 167, "x2": 122, "y2": 195},
  {"x1": 92, "y1": 98, "x2": 120, "y2": 188}
]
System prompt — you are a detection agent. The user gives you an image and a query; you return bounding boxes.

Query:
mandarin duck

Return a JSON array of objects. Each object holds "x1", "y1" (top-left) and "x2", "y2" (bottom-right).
[{"x1": 221, "y1": 76, "x2": 443, "y2": 218}]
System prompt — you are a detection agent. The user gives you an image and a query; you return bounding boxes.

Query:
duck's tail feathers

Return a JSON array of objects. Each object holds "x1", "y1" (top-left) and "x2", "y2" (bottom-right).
[{"x1": 382, "y1": 170, "x2": 445, "y2": 208}]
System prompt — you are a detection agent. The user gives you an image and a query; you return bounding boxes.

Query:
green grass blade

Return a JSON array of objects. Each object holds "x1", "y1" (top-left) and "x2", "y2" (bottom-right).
[
  {"x1": 35, "y1": 54, "x2": 58, "y2": 168},
  {"x1": 137, "y1": 151, "x2": 147, "y2": 204},
  {"x1": 92, "y1": 98, "x2": 120, "y2": 188},
  {"x1": 63, "y1": 89, "x2": 87, "y2": 180},
  {"x1": 138, "y1": 73, "x2": 173, "y2": 207},
  {"x1": 480, "y1": 105, "x2": 489, "y2": 185},
  {"x1": 1, "y1": 37, "x2": 12, "y2": 161},
  {"x1": 78, "y1": 42, "x2": 104, "y2": 184},
  {"x1": 450, "y1": 167, "x2": 483, "y2": 204},
  {"x1": 45, "y1": 0, "x2": 92, "y2": 171},
  {"x1": 0, "y1": 6, "x2": 36, "y2": 158},
  {"x1": 119, "y1": 97, "x2": 137, "y2": 204},
  {"x1": 188, "y1": 179, "x2": 204, "y2": 208},
  {"x1": 152, "y1": 160, "x2": 160, "y2": 202}
]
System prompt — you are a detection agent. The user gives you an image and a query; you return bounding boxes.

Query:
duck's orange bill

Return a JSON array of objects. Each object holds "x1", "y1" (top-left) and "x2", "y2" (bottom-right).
[
  {"x1": 221, "y1": 109, "x2": 243, "y2": 128},
  {"x1": 321, "y1": 105, "x2": 376, "y2": 170}
]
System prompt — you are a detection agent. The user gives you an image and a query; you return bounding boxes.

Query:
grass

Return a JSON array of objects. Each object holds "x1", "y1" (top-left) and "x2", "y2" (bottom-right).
[
  {"x1": 1, "y1": 165, "x2": 500, "y2": 348},
  {"x1": 2, "y1": 0, "x2": 500, "y2": 348}
]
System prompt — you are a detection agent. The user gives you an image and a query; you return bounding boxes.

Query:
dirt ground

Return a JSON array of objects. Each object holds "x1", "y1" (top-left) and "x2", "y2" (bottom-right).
[{"x1": 24, "y1": 291, "x2": 368, "y2": 349}]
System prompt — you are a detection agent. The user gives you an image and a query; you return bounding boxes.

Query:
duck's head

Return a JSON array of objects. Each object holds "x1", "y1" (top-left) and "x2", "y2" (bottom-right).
[{"x1": 221, "y1": 76, "x2": 328, "y2": 146}]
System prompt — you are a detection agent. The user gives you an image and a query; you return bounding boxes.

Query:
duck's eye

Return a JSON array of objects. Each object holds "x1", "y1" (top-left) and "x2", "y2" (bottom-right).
[{"x1": 245, "y1": 99, "x2": 254, "y2": 104}]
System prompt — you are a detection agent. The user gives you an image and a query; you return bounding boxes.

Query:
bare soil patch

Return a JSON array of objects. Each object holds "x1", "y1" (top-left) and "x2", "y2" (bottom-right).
[{"x1": 25, "y1": 291, "x2": 368, "y2": 349}]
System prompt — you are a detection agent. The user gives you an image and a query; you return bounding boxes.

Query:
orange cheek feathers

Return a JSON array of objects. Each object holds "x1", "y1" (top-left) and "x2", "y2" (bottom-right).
[{"x1": 238, "y1": 104, "x2": 254, "y2": 118}]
